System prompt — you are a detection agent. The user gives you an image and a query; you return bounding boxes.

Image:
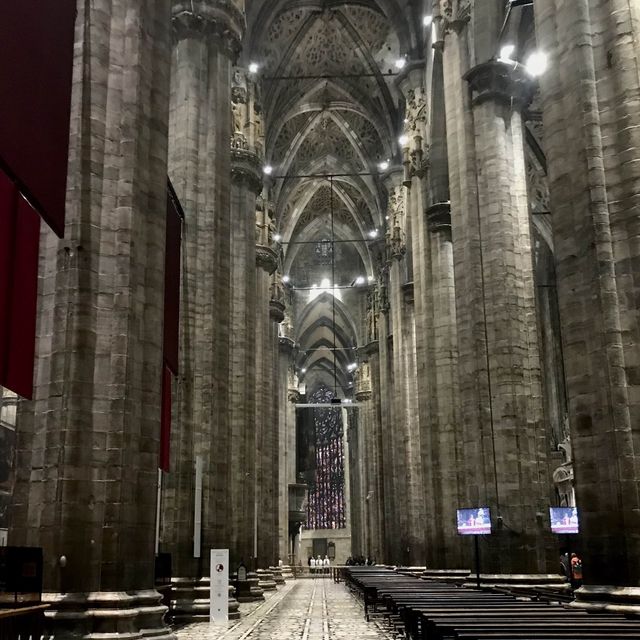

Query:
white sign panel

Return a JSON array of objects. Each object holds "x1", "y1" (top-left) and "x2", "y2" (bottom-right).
[{"x1": 210, "y1": 549, "x2": 229, "y2": 625}]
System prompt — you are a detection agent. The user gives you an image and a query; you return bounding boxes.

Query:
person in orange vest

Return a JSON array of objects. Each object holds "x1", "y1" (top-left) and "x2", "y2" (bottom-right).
[{"x1": 570, "y1": 553, "x2": 583, "y2": 589}]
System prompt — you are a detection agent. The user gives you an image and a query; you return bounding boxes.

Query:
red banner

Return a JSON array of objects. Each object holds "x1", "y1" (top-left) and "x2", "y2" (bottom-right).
[
  {"x1": 164, "y1": 188, "x2": 182, "y2": 375},
  {"x1": 0, "y1": 1, "x2": 76, "y2": 237},
  {"x1": 159, "y1": 363, "x2": 172, "y2": 472},
  {"x1": 0, "y1": 169, "x2": 41, "y2": 398}
]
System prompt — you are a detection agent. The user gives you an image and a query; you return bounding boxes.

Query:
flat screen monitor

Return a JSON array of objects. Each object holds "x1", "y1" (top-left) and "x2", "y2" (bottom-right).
[
  {"x1": 456, "y1": 507, "x2": 491, "y2": 535},
  {"x1": 549, "y1": 507, "x2": 579, "y2": 534}
]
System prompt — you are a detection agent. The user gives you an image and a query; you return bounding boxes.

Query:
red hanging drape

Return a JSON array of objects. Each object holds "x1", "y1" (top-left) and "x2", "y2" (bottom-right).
[
  {"x1": 0, "y1": 169, "x2": 41, "y2": 399},
  {"x1": 159, "y1": 183, "x2": 183, "y2": 471},
  {"x1": 0, "y1": 0, "x2": 76, "y2": 237}
]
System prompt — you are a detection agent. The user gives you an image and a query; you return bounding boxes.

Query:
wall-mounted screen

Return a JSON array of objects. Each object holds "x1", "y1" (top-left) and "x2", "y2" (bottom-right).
[
  {"x1": 549, "y1": 507, "x2": 579, "y2": 534},
  {"x1": 456, "y1": 507, "x2": 491, "y2": 535}
]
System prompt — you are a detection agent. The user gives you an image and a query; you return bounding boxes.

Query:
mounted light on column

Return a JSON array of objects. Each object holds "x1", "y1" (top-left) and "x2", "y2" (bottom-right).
[
  {"x1": 263, "y1": 164, "x2": 273, "y2": 175},
  {"x1": 499, "y1": 44, "x2": 516, "y2": 63},
  {"x1": 525, "y1": 51, "x2": 548, "y2": 77},
  {"x1": 248, "y1": 62, "x2": 259, "y2": 74},
  {"x1": 377, "y1": 160, "x2": 389, "y2": 172},
  {"x1": 395, "y1": 57, "x2": 406, "y2": 70},
  {"x1": 282, "y1": 274, "x2": 290, "y2": 283},
  {"x1": 423, "y1": 15, "x2": 432, "y2": 26},
  {"x1": 274, "y1": 233, "x2": 282, "y2": 242},
  {"x1": 368, "y1": 229, "x2": 378, "y2": 239}
]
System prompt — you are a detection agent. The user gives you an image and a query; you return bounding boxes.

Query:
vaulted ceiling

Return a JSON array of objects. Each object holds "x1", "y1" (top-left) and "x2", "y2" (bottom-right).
[{"x1": 245, "y1": 0, "x2": 420, "y2": 395}]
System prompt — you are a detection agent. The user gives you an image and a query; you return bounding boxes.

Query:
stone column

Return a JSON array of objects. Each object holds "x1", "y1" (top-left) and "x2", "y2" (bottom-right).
[
  {"x1": 386, "y1": 180, "x2": 425, "y2": 566},
  {"x1": 425, "y1": 203, "x2": 463, "y2": 569},
  {"x1": 376, "y1": 275, "x2": 397, "y2": 562},
  {"x1": 161, "y1": 0, "x2": 243, "y2": 619},
  {"x1": 228, "y1": 75, "x2": 262, "y2": 567},
  {"x1": 535, "y1": 0, "x2": 640, "y2": 597},
  {"x1": 254, "y1": 197, "x2": 281, "y2": 568},
  {"x1": 9, "y1": 1, "x2": 174, "y2": 636},
  {"x1": 443, "y1": 32, "x2": 555, "y2": 573}
]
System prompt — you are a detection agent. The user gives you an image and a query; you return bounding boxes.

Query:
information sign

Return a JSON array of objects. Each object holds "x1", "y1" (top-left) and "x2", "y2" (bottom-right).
[{"x1": 210, "y1": 549, "x2": 229, "y2": 624}]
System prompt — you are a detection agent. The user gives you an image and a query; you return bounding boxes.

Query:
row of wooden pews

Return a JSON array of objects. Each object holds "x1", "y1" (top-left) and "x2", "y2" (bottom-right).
[{"x1": 345, "y1": 567, "x2": 640, "y2": 640}]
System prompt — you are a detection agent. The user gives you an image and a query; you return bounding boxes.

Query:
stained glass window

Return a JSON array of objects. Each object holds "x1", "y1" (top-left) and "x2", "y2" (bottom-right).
[{"x1": 306, "y1": 386, "x2": 346, "y2": 529}]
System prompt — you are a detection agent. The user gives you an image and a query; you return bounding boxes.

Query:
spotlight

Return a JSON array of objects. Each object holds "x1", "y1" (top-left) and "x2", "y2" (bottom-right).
[
  {"x1": 263, "y1": 165, "x2": 273, "y2": 175},
  {"x1": 248, "y1": 62, "x2": 259, "y2": 74},
  {"x1": 423, "y1": 15, "x2": 432, "y2": 26},
  {"x1": 347, "y1": 363, "x2": 357, "y2": 371},
  {"x1": 499, "y1": 44, "x2": 516, "y2": 61},
  {"x1": 395, "y1": 57, "x2": 406, "y2": 70},
  {"x1": 301, "y1": 368, "x2": 307, "y2": 373},
  {"x1": 378, "y1": 160, "x2": 389, "y2": 172},
  {"x1": 274, "y1": 234, "x2": 282, "y2": 242},
  {"x1": 398, "y1": 134, "x2": 409, "y2": 146},
  {"x1": 368, "y1": 229, "x2": 378, "y2": 239},
  {"x1": 368, "y1": 275, "x2": 375, "y2": 282},
  {"x1": 355, "y1": 276, "x2": 365, "y2": 285},
  {"x1": 525, "y1": 51, "x2": 548, "y2": 77},
  {"x1": 282, "y1": 275, "x2": 290, "y2": 283}
]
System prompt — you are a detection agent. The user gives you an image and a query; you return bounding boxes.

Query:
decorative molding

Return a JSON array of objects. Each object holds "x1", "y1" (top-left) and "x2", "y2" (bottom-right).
[
  {"x1": 172, "y1": 0, "x2": 244, "y2": 59},
  {"x1": 464, "y1": 60, "x2": 536, "y2": 110},
  {"x1": 256, "y1": 245, "x2": 278, "y2": 274},
  {"x1": 426, "y1": 201, "x2": 451, "y2": 233},
  {"x1": 231, "y1": 148, "x2": 263, "y2": 194},
  {"x1": 269, "y1": 299, "x2": 286, "y2": 323}
]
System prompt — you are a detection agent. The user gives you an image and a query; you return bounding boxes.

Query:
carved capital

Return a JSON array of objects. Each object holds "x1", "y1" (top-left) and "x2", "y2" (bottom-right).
[
  {"x1": 288, "y1": 389, "x2": 301, "y2": 404},
  {"x1": 172, "y1": 0, "x2": 244, "y2": 59},
  {"x1": 465, "y1": 60, "x2": 535, "y2": 110},
  {"x1": 355, "y1": 390, "x2": 372, "y2": 402},
  {"x1": 402, "y1": 281, "x2": 414, "y2": 305},
  {"x1": 270, "y1": 299, "x2": 285, "y2": 323},
  {"x1": 231, "y1": 148, "x2": 263, "y2": 193},
  {"x1": 256, "y1": 245, "x2": 278, "y2": 274},
  {"x1": 425, "y1": 202, "x2": 452, "y2": 233}
]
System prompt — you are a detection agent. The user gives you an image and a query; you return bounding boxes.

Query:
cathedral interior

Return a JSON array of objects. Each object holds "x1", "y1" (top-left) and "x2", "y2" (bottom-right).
[{"x1": 2, "y1": 0, "x2": 640, "y2": 638}]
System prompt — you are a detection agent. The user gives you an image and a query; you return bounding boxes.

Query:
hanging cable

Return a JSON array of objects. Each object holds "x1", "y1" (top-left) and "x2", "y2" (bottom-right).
[{"x1": 330, "y1": 175, "x2": 338, "y2": 397}]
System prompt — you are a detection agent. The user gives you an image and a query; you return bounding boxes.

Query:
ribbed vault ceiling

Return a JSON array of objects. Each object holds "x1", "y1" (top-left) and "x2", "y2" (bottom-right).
[{"x1": 246, "y1": 0, "x2": 418, "y2": 394}]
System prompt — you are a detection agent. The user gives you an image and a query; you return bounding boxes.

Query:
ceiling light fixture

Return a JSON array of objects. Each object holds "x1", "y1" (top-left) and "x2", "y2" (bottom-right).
[
  {"x1": 378, "y1": 160, "x2": 389, "y2": 172},
  {"x1": 368, "y1": 229, "x2": 378, "y2": 239},
  {"x1": 248, "y1": 62, "x2": 259, "y2": 74}
]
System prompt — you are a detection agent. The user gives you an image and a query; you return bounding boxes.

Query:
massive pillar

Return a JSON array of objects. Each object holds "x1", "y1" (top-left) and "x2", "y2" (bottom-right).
[
  {"x1": 384, "y1": 179, "x2": 425, "y2": 566},
  {"x1": 162, "y1": 0, "x2": 243, "y2": 601},
  {"x1": 443, "y1": 18, "x2": 554, "y2": 574},
  {"x1": 535, "y1": 0, "x2": 640, "y2": 596},
  {"x1": 255, "y1": 199, "x2": 282, "y2": 568},
  {"x1": 228, "y1": 70, "x2": 262, "y2": 567},
  {"x1": 9, "y1": 1, "x2": 174, "y2": 636}
]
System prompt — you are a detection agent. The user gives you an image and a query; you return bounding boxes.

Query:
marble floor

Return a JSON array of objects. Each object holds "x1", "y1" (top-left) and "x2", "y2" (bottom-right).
[{"x1": 175, "y1": 577, "x2": 394, "y2": 640}]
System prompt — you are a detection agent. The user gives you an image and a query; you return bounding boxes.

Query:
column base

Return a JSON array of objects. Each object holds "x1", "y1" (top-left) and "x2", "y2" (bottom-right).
[
  {"x1": 42, "y1": 589, "x2": 175, "y2": 640},
  {"x1": 232, "y1": 576, "x2": 265, "y2": 603},
  {"x1": 463, "y1": 574, "x2": 568, "y2": 590},
  {"x1": 422, "y1": 569, "x2": 471, "y2": 584},
  {"x1": 571, "y1": 586, "x2": 640, "y2": 615},
  {"x1": 280, "y1": 565, "x2": 294, "y2": 580},
  {"x1": 269, "y1": 566, "x2": 286, "y2": 584},
  {"x1": 255, "y1": 569, "x2": 277, "y2": 590},
  {"x1": 169, "y1": 578, "x2": 240, "y2": 623}
]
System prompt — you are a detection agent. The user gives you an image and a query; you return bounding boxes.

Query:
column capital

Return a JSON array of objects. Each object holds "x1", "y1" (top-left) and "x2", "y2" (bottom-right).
[
  {"x1": 464, "y1": 60, "x2": 535, "y2": 109},
  {"x1": 425, "y1": 201, "x2": 451, "y2": 233},
  {"x1": 256, "y1": 245, "x2": 278, "y2": 274},
  {"x1": 288, "y1": 389, "x2": 301, "y2": 404},
  {"x1": 402, "y1": 281, "x2": 414, "y2": 305},
  {"x1": 231, "y1": 148, "x2": 263, "y2": 194},
  {"x1": 270, "y1": 299, "x2": 285, "y2": 323},
  {"x1": 172, "y1": 0, "x2": 244, "y2": 59},
  {"x1": 355, "y1": 390, "x2": 372, "y2": 402}
]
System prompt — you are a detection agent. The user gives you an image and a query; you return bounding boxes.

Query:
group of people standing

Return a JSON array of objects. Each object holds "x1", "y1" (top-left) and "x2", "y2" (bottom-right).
[{"x1": 308, "y1": 555, "x2": 331, "y2": 574}]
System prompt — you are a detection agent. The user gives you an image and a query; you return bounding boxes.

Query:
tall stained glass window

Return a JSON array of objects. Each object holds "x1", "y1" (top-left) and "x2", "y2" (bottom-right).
[{"x1": 306, "y1": 386, "x2": 346, "y2": 529}]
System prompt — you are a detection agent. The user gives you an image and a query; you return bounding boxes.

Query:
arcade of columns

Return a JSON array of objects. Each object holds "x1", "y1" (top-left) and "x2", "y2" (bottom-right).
[{"x1": 5, "y1": 0, "x2": 640, "y2": 637}]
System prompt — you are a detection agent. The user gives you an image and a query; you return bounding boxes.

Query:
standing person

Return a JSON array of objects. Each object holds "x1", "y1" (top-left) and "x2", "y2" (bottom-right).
[
  {"x1": 323, "y1": 554, "x2": 330, "y2": 576},
  {"x1": 310, "y1": 556, "x2": 316, "y2": 575},
  {"x1": 570, "y1": 553, "x2": 583, "y2": 589}
]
